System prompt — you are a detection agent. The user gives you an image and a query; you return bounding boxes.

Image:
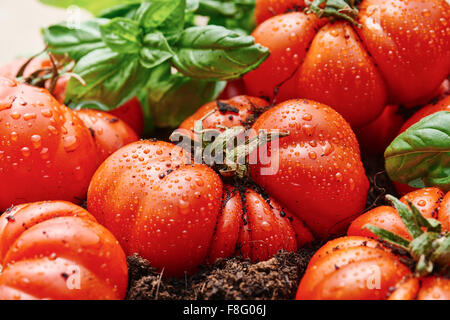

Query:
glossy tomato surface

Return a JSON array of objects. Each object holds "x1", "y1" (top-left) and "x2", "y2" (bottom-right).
[
  {"x1": 246, "y1": 0, "x2": 450, "y2": 126},
  {"x1": 0, "y1": 77, "x2": 99, "y2": 211},
  {"x1": 0, "y1": 59, "x2": 145, "y2": 137},
  {"x1": 355, "y1": 105, "x2": 404, "y2": 155},
  {"x1": 181, "y1": 97, "x2": 368, "y2": 239},
  {"x1": 87, "y1": 139, "x2": 315, "y2": 276},
  {"x1": 0, "y1": 201, "x2": 128, "y2": 300},
  {"x1": 250, "y1": 99, "x2": 369, "y2": 238},
  {"x1": 348, "y1": 188, "x2": 450, "y2": 239},
  {"x1": 303, "y1": 188, "x2": 450, "y2": 300},
  {"x1": 296, "y1": 235, "x2": 450, "y2": 300},
  {"x1": 76, "y1": 109, "x2": 139, "y2": 162}
]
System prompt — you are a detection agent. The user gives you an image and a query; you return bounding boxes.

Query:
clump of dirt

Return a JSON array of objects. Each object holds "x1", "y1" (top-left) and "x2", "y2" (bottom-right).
[{"x1": 126, "y1": 242, "x2": 323, "y2": 300}]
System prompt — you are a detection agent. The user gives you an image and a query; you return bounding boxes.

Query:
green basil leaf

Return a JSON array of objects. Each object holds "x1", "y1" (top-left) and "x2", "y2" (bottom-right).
[
  {"x1": 140, "y1": 32, "x2": 174, "y2": 68},
  {"x1": 65, "y1": 47, "x2": 151, "y2": 108},
  {"x1": 135, "y1": 0, "x2": 183, "y2": 30},
  {"x1": 145, "y1": 63, "x2": 226, "y2": 127},
  {"x1": 385, "y1": 111, "x2": 450, "y2": 192},
  {"x1": 198, "y1": 0, "x2": 256, "y2": 34},
  {"x1": 197, "y1": 0, "x2": 238, "y2": 16},
  {"x1": 43, "y1": 19, "x2": 107, "y2": 60},
  {"x1": 100, "y1": 18, "x2": 142, "y2": 53},
  {"x1": 99, "y1": 3, "x2": 141, "y2": 19},
  {"x1": 170, "y1": 25, "x2": 269, "y2": 80},
  {"x1": 39, "y1": 0, "x2": 140, "y2": 15},
  {"x1": 157, "y1": 0, "x2": 186, "y2": 36},
  {"x1": 186, "y1": 0, "x2": 200, "y2": 11}
]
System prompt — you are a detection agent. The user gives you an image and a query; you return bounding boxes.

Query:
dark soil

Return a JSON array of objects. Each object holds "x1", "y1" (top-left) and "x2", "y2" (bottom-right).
[{"x1": 126, "y1": 242, "x2": 323, "y2": 300}]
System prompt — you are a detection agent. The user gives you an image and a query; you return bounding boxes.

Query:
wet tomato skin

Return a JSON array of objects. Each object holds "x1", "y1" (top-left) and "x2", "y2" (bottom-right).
[
  {"x1": 355, "y1": 105, "x2": 404, "y2": 155},
  {"x1": 88, "y1": 97, "x2": 318, "y2": 276},
  {"x1": 399, "y1": 95, "x2": 450, "y2": 134},
  {"x1": 244, "y1": 12, "x2": 325, "y2": 103},
  {"x1": 0, "y1": 77, "x2": 99, "y2": 211},
  {"x1": 207, "y1": 186, "x2": 313, "y2": 264},
  {"x1": 255, "y1": 0, "x2": 305, "y2": 25},
  {"x1": 250, "y1": 99, "x2": 369, "y2": 238},
  {"x1": 0, "y1": 201, "x2": 128, "y2": 300},
  {"x1": 179, "y1": 95, "x2": 270, "y2": 135},
  {"x1": 0, "y1": 59, "x2": 145, "y2": 137},
  {"x1": 348, "y1": 188, "x2": 450, "y2": 239},
  {"x1": 247, "y1": 0, "x2": 450, "y2": 126},
  {"x1": 299, "y1": 188, "x2": 450, "y2": 300},
  {"x1": 296, "y1": 236, "x2": 412, "y2": 300},
  {"x1": 181, "y1": 96, "x2": 368, "y2": 239},
  {"x1": 87, "y1": 139, "x2": 314, "y2": 276},
  {"x1": 87, "y1": 140, "x2": 224, "y2": 277},
  {"x1": 296, "y1": 235, "x2": 450, "y2": 300},
  {"x1": 75, "y1": 109, "x2": 139, "y2": 162},
  {"x1": 108, "y1": 97, "x2": 144, "y2": 137}
]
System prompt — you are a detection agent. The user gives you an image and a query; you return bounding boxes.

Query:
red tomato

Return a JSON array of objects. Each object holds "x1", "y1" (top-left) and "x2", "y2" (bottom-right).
[
  {"x1": 245, "y1": 0, "x2": 450, "y2": 126},
  {"x1": 399, "y1": 95, "x2": 450, "y2": 134},
  {"x1": 0, "y1": 201, "x2": 128, "y2": 300},
  {"x1": 179, "y1": 95, "x2": 270, "y2": 134},
  {"x1": 75, "y1": 109, "x2": 139, "y2": 162},
  {"x1": 88, "y1": 96, "x2": 321, "y2": 276},
  {"x1": 348, "y1": 188, "x2": 449, "y2": 239},
  {"x1": 182, "y1": 97, "x2": 368, "y2": 239},
  {"x1": 355, "y1": 105, "x2": 405, "y2": 155},
  {"x1": 250, "y1": 99, "x2": 369, "y2": 238},
  {"x1": 302, "y1": 188, "x2": 450, "y2": 300},
  {"x1": 218, "y1": 79, "x2": 247, "y2": 100},
  {"x1": 0, "y1": 77, "x2": 99, "y2": 211},
  {"x1": 0, "y1": 59, "x2": 145, "y2": 137},
  {"x1": 255, "y1": 0, "x2": 305, "y2": 25},
  {"x1": 87, "y1": 139, "x2": 314, "y2": 276},
  {"x1": 296, "y1": 236, "x2": 450, "y2": 300},
  {"x1": 108, "y1": 97, "x2": 144, "y2": 137}
]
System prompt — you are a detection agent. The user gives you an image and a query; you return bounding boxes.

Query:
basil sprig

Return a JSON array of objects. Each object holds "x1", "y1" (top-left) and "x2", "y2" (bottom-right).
[
  {"x1": 42, "y1": 0, "x2": 267, "y2": 113},
  {"x1": 385, "y1": 111, "x2": 450, "y2": 192}
]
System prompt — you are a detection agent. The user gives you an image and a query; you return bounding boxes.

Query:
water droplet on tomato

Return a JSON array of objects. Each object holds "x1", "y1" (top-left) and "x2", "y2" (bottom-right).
[
  {"x1": 40, "y1": 148, "x2": 49, "y2": 159},
  {"x1": 21, "y1": 147, "x2": 31, "y2": 157},
  {"x1": 10, "y1": 111, "x2": 20, "y2": 120},
  {"x1": 63, "y1": 135, "x2": 79, "y2": 152},
  {"x1": 10, "y1": 131, "x2": 18, "y2": 141},
  {"x1": 23, "y1": 113, "x2": 37, "y2": 121},
  {"x1": 31, "y1": 135, "x2": 42, "y2": 149},
  {"x1": 48, "y1": 125, "x2": 58, "y2": 135}
]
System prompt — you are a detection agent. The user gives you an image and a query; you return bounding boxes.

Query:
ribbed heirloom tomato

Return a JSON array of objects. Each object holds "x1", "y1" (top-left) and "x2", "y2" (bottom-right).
[
  {"x1": 0, "y1": 201, "x2": 128, "y2": 300},
  {"x1": 182, "y1": 96, "x2": 369, "y2": 238},
  {"x1": 0, "y1": 77, "x2": 99, "y2": 211},
  {"x1": 86, "y1": 95, "x2": 369, "y2": 276},
  {"x1": 0, "y1": 58, "x2": 145, "y2": 136},
  {"x1": 297, "y1": 188, "x2": 450, "y2": 300},
  {"x1": 245, "y1": 0, "x2": 450, "y2": 126},
  {"x1": 87, "y1": 139, "x2": 314, "y2": 276}
]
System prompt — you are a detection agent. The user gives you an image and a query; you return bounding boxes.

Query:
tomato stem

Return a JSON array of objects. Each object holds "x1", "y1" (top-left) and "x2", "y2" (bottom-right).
[
  {"x1": 305, "y1": 0, "x2": 361, "y2": 26},
  {"x1": 363, "y1": 195, "x2": 450, "y2": 277},
  {"x1": 170, "y1": 108, "x2": 289, "y2": 179}
]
